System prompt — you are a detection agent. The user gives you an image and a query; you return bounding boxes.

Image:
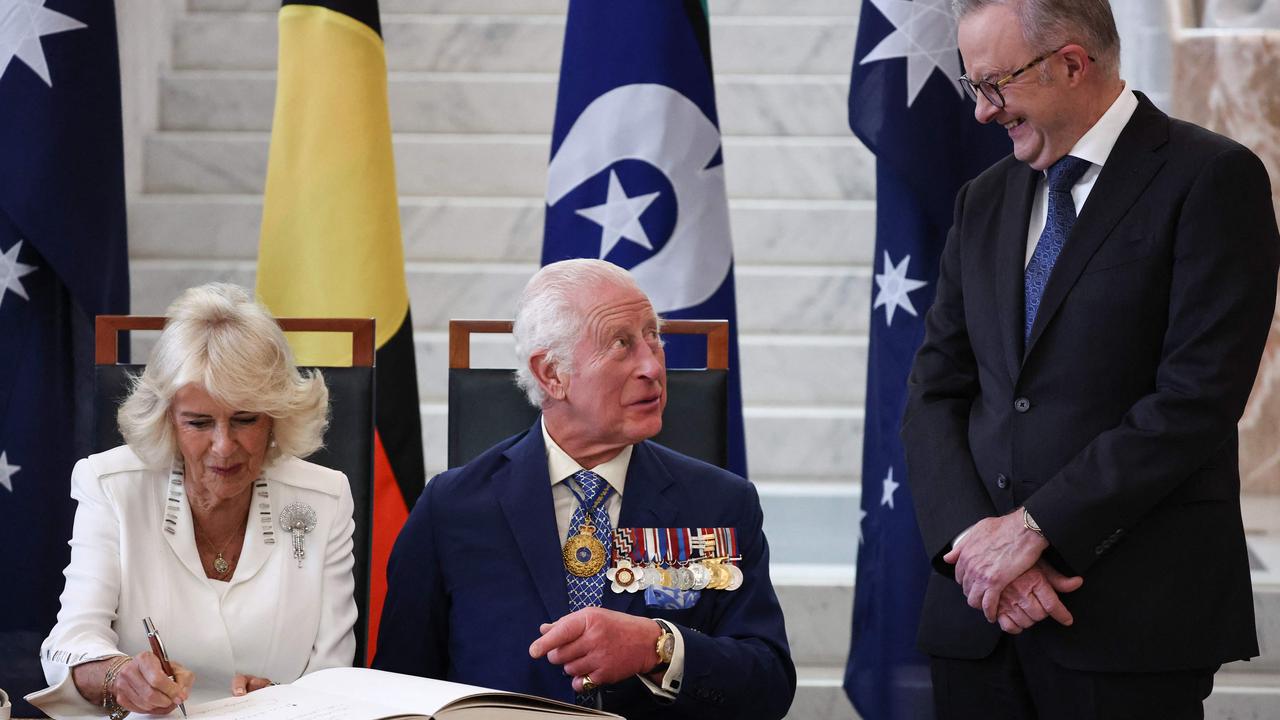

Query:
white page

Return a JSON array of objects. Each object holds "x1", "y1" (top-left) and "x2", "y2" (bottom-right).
[
  {"x1": 134, "y1": 684, "x2": 408, "y2": 720},
  {"x1": 291, "y1": 667, "x2": 507, "y2": 713}
]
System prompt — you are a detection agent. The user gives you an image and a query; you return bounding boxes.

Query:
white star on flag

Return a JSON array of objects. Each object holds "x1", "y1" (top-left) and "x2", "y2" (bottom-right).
[
  {"x1": 860, "y1": 0, "x2": 964, "y2": 106},
  {"x1": 1, "y1": 239, "x2": 38, "y2": 309},
  {"x1": 880, "y1": 467, "x2": 900, "y2": 509},
  {"x1": 855, "y1": 507, "x2": 868, "y2": 544},
  {"x1": 576, "y1": 169, "x2": 661, "y2": 260},
  {"x1": 0, "y1": 451, "x2": 19, "y2": 493},
  {"x1": 873, "y1": 251, "x2": 928, "y2": 326},
  {"x1": 0, "y1": 0, "x2": 88, "y2": 87}
]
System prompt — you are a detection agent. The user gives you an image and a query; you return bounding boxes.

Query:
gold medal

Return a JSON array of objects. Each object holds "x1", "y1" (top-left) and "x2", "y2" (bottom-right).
[{"x1": 563, "y1": 520, "x2": 607, "y2": 577}]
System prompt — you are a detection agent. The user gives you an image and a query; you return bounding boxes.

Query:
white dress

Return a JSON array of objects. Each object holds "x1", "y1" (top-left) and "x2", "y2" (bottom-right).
[{"x1": 28, "y1": 445, "x2": 357, "y2": 719}]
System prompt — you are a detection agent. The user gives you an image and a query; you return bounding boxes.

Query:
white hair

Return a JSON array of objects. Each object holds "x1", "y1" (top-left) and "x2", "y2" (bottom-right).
[
  {"x1": 512, "y1": 259, "x2": 649, "y2": 406},
  {"x1": 117, "y1": 283, "x2": 330, "y2": 467}
]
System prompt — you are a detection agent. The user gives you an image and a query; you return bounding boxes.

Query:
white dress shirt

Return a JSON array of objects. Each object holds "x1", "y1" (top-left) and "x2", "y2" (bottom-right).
[
  {"x1": 28, "y1": 445, "x2": 357, "y2": 719},
  {"x1": 541, "y1": 420, "x2": 685, "y2": 699},
  {"x1": 1024, "y1": 86, "x2": 1139, "y2": 265}
]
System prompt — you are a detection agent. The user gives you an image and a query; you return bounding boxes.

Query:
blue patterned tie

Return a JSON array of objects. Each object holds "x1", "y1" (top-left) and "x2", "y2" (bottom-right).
[
  {"x1": 1024, "y1": 154, "x2": 1092, "y2": 341},
  {"x1": 563, "y1": 470, "x2": 612, "y2": 705}
]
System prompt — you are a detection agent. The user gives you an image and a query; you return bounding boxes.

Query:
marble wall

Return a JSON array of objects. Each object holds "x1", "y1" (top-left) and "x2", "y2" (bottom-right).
[{"x1": 1170, "y1": 8, "x2": 1280, "y2": 492}]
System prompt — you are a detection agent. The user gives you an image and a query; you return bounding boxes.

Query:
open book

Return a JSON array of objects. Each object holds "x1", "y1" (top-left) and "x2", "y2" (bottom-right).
[{"x1": 143, "y1": 667, "x2": 621, "y2": 720}]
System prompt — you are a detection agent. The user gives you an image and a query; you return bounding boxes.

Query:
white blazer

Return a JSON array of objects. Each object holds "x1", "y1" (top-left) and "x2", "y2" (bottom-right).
[{"x1": 28, "y1": 445, "x2": 357, "y2": 719}]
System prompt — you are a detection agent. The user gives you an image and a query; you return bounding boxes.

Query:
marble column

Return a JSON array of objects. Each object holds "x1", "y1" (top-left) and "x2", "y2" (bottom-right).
[{"x1": 1170, "y1": 4, "x2": 1280, "y2": 493}]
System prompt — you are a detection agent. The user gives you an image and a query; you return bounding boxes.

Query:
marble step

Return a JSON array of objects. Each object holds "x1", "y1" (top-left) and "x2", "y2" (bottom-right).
[
  {"x1": 129, "y1": 256, "x2": 871, "y2": 335},
  {"x1": 142, "y1": 132, "x2": 873, "y2": 201},
  {"x1": 188, "y1": 0, "x2": 858, "y2": 17},
  {"x1": 173, "y1": 13, "x2": 857, "y2": 75},
  {"x1": 788, "y1": 666, "x2": 860, "y2": 720},
  {"x1": 128, "y1": 195, "x2": 876, "y2": 266},
  {"x1": 159, "y1": 70, "x2": 852, "y2": 137},
  {"x1": 417, "y1": 331, "x2": 868, "y2": 407}
]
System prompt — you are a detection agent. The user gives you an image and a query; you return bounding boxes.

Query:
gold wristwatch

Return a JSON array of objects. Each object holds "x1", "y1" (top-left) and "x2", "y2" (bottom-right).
[{"x1": 653, "y1": 619, "x2": 675, "y2": 671}]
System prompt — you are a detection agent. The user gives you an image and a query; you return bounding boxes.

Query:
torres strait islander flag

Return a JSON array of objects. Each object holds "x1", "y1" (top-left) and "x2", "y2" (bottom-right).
[{"x1": 256, "y1": 0, "x2": 424, "y2": 663}]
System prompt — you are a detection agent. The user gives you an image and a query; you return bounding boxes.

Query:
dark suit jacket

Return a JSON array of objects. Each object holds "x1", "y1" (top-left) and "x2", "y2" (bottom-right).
[
  {"x1": 902, "y1": 92, "x2": 1279, "y2": 672},
  {"x1": 373, "y1": 421, "x2": 795, "y2": 719}
]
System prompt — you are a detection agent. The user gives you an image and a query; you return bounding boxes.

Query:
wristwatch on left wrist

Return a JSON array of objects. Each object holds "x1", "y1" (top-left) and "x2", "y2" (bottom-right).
[
  {"x1": 653, "y1": 619, "x2": 675, "y2": 673},
  {"x1": 1023, "y1": 507, "x2": 1044, "y2": 537}
]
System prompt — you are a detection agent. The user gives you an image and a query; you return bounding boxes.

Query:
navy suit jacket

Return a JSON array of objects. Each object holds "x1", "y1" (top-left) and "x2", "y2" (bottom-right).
[
  {"x1": 373, "y1": 421, "x2": 795, "y2": 719},
  {"x1": 903, "y1": 93, "x2": 1278, "y2": 671}
]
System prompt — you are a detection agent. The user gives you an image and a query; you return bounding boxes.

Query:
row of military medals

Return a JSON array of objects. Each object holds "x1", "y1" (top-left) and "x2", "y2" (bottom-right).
[{"x1": 607, "y1": 527, "x2": 743, "y2": 593}]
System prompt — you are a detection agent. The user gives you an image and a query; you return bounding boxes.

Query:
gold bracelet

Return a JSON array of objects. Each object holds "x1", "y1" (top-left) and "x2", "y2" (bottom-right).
[{"x1": 101, "y1": 655, "x2": 133, "y2": 720}]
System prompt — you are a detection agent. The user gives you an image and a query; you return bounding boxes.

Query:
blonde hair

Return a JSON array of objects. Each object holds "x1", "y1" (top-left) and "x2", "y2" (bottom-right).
[{"x1": 117, "y1": 283, "x2": 329, "y2": 467}]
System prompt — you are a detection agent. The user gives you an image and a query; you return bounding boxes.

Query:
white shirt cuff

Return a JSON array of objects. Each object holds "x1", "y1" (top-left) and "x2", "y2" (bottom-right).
[{"x1": 636, "y1": 622, "x2": 685, "y2": 699}]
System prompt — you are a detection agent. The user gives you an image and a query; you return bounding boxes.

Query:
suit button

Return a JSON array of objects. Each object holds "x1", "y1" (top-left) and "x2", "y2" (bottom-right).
[
  {"x1": 996, "y1": 473, "x2": 1009, "y2": 489},
  {"x1": 1013, "y1": 397, "x2": 1031, "y2": 413}
]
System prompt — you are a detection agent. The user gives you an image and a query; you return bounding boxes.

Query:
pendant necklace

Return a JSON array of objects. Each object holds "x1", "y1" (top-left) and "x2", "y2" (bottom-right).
[{"x1": 194, "y1": 513, "x2": 248, "y2": 579}]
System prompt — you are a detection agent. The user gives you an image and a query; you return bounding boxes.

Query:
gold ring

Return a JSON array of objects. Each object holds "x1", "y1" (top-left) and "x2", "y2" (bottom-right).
[{"x1": 581, "y1": 675, "x2": 597, "y2": 692}]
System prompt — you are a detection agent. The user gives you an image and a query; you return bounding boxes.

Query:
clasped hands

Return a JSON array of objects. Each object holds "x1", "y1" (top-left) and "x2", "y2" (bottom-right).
[
  {"x1": 943, "y1": 509, "x2": 1084, "y2": 635},
  {"x1": 529, "y1": 607, "x2": 664, "y2": 693}
]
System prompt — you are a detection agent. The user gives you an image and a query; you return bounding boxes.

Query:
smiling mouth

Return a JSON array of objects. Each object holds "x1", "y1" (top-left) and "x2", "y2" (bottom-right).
[
  {"x1": 209, "y1": 464, "x2": 243, "y2": 475},
  {"x1": 1004, "y1": 118, "x2": 1025, "y2": 130}
]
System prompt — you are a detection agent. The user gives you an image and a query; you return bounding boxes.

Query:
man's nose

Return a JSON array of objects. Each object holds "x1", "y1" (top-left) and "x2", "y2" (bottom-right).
[
  {"x1": 973, "y1": 92, "x2": 998, "y2": 124},
  {"x1": 635, "y1": 341, "x2": 664, "y2": 379}
]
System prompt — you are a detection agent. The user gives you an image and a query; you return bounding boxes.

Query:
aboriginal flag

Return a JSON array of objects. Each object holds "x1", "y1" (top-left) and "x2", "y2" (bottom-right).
[{"x1": 256, "y1": 0, "x2": 424, "y2": 663}]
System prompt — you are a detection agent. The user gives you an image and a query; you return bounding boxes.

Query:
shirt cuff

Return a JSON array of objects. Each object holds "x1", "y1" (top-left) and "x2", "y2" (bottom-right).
[{"x1": 636, "y1": 622, "x2": 685, "y2": 699}]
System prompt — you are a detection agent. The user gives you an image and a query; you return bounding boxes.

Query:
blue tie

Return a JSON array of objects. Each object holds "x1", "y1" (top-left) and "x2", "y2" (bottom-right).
[
  {"x1": 1024, "y1": 154, "x2": 1091, "y2": 341},
  {"x1": 563, "y1": 470, "x2": 612, "y2": 705}
]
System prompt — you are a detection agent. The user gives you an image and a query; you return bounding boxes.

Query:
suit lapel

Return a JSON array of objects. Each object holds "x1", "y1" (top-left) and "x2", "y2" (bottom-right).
[
  {"x1": 997, "y1": 162, "x2": 1039, "y2": 381},
  {"x1": 495, "y1": 423, "x2": 571, "y2": 621},
  {"x1": 1024, "y1": 94, "x2": 1169, "y2": 358},
  {"x1": 603, "y1": 442, "x2": 678, "y2": 614}
]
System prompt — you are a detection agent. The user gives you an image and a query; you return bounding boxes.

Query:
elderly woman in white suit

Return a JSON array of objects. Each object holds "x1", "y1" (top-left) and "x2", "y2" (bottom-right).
[{"x1": 28, "y1": 283, "x2": 356, "y2": 719}]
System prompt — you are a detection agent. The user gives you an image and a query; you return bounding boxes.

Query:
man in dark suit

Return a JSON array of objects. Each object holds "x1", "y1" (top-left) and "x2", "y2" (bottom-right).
[
  {"x1": 902, "y1": 0, "x2": 1280, "y2": 717},
  {"x1": 373, "y1": 259, "x2": 795, "y2": 719}
]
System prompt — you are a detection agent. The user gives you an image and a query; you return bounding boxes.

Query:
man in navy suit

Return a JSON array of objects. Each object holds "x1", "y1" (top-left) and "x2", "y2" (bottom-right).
[
  {"x1": 374, "y1": 259, "x2": 794, "y2": 719},
  {"x1": 902, "y1": 1, "x2": 1280, "y2": 717}
]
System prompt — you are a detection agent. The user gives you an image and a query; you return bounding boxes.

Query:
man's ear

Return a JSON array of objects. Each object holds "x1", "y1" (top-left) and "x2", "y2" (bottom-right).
[
  {"x1": 1060, "y1": 44, "x2": 1090, "y2": 85},
  {"x1": 530, "y1": 351, "x2": 567, "y2": 401}
]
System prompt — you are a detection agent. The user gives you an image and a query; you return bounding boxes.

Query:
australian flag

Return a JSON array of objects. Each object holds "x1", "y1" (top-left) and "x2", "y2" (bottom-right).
[
  {"x1": 0, "y1": 0, "x2": 129, "y2": 710},
  {"x1": 843, "y1": 1, "x2": 1007, "y2": 718},
  {"x1": 542, "y1": 0, "x2": 747, "y2": 477}
]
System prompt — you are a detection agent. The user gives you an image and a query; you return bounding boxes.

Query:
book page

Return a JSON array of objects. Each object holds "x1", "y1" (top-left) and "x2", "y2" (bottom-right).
[
  {"x1": 292, "y1": 667, "x2": 501, "y2": 712},
  {"x1": 134, "y1": 684, "x2": 417, "y2": 720}
]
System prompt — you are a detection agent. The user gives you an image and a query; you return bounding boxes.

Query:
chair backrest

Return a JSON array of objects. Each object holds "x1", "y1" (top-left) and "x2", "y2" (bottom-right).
[
  {"x1": 94, "y1": 316, "x2": 376, "y2": 665},
  {"x1": 447, "y1": 319, "x2": 730, "y2": 469}
]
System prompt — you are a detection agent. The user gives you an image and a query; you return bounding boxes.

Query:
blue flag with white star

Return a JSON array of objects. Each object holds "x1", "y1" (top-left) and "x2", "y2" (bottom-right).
[
  {"x1": 843, "y1": 1, "x2": 1007, "y2": 718},
  {"x1": 542, "y1": 0, "x2": 747, "y2": 477},
  {"x1": 0, "y1": 0, "x2": 129, "y2": 708}
]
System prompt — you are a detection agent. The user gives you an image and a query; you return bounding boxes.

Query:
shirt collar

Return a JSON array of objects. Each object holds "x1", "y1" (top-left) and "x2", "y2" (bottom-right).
[
  {"x1": 541, "y1": 417, "x2": 631, "y2": 497},
  {"x1": 1061, "y1": 86, "x2": 1138, "y2": 170}
]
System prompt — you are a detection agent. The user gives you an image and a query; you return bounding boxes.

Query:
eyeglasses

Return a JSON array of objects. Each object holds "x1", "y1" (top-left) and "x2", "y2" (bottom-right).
[{"x1": 958, "y1": 45, "x2": 1091, "y2": 108}]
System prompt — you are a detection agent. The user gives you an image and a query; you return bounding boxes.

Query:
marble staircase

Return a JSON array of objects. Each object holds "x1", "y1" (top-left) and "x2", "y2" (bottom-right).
[{"x1": 128, "y1": 1, "x2": 1280, "y2": 718}]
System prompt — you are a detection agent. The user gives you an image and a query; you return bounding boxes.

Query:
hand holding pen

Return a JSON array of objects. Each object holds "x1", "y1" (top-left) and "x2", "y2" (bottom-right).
[{"x1": 129, "y1": 617, "x2": 191, "y2": 717}]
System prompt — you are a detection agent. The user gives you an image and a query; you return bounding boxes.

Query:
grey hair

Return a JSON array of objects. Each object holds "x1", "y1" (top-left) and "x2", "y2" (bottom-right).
[
  {"x1": 952, "y1": 0, "x2": 1121, "y2": 77},
  {"x1": 512, "y1": 259, "x2": 649, "y2": 406},
  {"x1": 117, "y1": 282, "x2": 330, "y2": 468}
]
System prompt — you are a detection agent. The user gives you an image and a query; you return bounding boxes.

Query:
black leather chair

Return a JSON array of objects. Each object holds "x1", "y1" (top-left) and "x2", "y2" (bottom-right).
[
  {"x1": 447, "y1": 319, "x2": 730, "y2": 469},
  {"x1": 94, "y1": 316, "x2": 375, "y2": 665}
]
